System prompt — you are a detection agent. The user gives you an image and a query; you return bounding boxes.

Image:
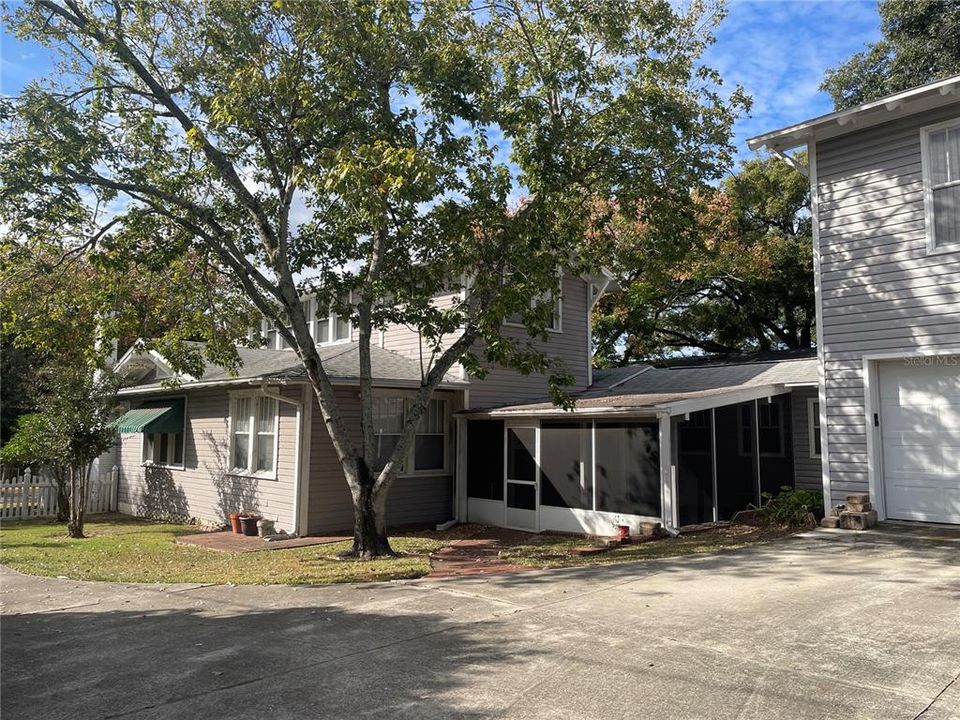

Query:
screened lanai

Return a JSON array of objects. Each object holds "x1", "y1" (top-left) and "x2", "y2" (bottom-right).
[{"x1": 457, "y1": 354, "x2": 819, "y2": 535}]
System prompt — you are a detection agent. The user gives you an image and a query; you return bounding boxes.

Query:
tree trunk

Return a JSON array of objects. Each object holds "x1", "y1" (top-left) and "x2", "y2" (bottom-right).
[
  {"x1": 53, "y1": 467, "x2": 70, "y2": 523},
  {"x1": 66, "y1": 464, "x2": 87, "y2": 539},
  {"x1": 344, "y1": 461, "x2": 395, "y2": 559}
]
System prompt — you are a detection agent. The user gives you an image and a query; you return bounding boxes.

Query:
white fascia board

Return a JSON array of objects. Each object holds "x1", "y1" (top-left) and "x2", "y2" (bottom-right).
[
  {"x1": 119, "y1": 376, "x2": 467, "y2": 396},
  {"x1": 783, "y1": 381, "x2": 819, "y2": 388},
  {"x1": 747, "y1": 74, "x2": 960, "y2": 152},
  {"x1": 658, "y1": 384, "x2": 790, "y2": 417},
  {"x1": 461, "y1": 406, "x2": 660, "y2": 419}
]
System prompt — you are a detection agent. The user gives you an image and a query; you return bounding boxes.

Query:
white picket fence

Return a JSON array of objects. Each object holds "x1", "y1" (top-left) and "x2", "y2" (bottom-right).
[{"x1": 0, "y1": 466, "x2": 119, "y2": 521}]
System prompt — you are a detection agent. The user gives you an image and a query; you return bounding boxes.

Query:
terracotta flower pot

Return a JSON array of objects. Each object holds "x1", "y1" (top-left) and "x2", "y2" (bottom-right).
[
  {"x1": 240, "y1": 516, "x2": 261, "y2": 537},
  {"x1": 229, "y1": 513, "x2": 242, "y2": 534}
]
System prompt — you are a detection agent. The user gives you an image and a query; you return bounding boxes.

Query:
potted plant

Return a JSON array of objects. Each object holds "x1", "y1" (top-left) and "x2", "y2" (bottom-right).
[
  {"x1": 612, "y1": 516, "x2": 631, "y2": 543},
  {"x1": 238, "y1": 511, "x2": 262, "y2": 537},
  {"x1": 228, "y1": 512, "x2": 242, "y2": 534}
]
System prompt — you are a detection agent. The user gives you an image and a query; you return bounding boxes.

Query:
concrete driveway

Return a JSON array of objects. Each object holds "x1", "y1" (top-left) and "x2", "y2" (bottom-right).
[{"x1": 2, "y1": 525, "x2": 959, "y2": 720}]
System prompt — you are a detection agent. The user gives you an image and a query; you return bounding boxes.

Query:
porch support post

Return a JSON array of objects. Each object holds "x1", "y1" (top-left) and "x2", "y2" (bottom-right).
[
  {"x1": 298, "y1": 383, "x2": 313, "y2": 535},
  {"x1": 659, "y1": 413, "x2": 677, "y2": 531},
  {"x1": 455, "y1": 415, "x2": 468, "y2": 522}
]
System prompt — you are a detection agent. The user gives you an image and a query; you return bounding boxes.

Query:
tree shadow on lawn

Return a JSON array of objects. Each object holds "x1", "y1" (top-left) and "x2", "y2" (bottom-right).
[{"x1": 2, "y1": 599, "x2": 534, "y2": 720}]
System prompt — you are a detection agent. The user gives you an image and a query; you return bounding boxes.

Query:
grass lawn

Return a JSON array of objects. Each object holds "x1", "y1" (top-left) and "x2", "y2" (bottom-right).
[
  {"x1": 0, "y1": 516, "x2": 801, "y2": 586},
  {"x1": 0, "y1": 516, "x2": 444, "y2": 585},
  {"x1": 500, "y1": 524, "x2": 801, "y2": 569}
]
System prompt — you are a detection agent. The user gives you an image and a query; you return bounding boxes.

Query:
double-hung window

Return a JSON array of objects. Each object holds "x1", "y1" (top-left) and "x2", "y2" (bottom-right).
[
  {"x1": 372, "y1": 396, "x2": 449, "y2": 473},
  {"x1": 314, "y1": 301, "x2": 351, "y2": 345},
  {"x1": 230, "y1": 395, "x2": 278, "y2": 476},
  {"x1": 505, "y1": 277, "x2": 562, "y2": 332},
  {"x1": 921, "y1": 119, "x2": 960, "y2": 251},
  {"x1": 758, "y1": 401, "x2": 784, "y2": 456}
]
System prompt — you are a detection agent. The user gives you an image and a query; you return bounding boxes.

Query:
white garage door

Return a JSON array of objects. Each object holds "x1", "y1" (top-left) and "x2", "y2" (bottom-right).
[{"x1": 879, "y1": 361, "x2": 960, "y2": 524}]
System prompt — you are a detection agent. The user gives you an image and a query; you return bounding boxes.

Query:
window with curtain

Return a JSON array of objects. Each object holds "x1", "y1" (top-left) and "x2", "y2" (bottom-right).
[
  {"x1": 230, "y1": 395, "x2": 278, "y2": 475},
  {"x1": 414, "y1": 399, "x2": 447, "y2": 471},
  {"x1": 923, "y1": 121, "x2": 960, "y2": 249}
]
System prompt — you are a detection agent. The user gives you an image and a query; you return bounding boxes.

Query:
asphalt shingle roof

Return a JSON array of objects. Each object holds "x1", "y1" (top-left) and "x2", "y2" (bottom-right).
[
  {"x1": 121, "y1": 342, "x2": 466, "y2": 394},
  {"x1": 471, "y1": 356, "x2": 818, "y2": 416}
]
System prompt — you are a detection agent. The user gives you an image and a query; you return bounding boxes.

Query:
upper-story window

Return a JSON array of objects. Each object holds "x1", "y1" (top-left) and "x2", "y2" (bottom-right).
[
  {"x1": 259, "y1": 296, "x2": 352, "y2": 350},
  {"x1": 921, "y1": 119, "x2": 960, "y2": 251},
  {"x1": 313, "y1": 299, "x2": 351, "y2": 345},
  {"x1": 504, "y1": 280, "x2": 562, "y2": 333}
]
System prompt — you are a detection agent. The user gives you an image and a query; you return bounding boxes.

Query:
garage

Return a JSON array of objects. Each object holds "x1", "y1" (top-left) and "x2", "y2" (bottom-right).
[{"x1": 879, "y1": 361, "x2": 960, "y2": 524}]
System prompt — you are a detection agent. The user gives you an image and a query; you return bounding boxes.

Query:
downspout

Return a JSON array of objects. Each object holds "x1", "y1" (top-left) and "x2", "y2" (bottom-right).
[{"x1": 258, "y1": 382, "x2": 304, "y2": 536}]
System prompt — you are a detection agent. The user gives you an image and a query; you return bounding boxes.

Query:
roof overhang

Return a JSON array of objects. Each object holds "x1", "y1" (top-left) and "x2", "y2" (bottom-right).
[
  {"x1": 747, "y1": 74, "x2": 960, "y2": 153},
  {"x1": 460, "y1": 383, "x2": 795, "y2": 419}
]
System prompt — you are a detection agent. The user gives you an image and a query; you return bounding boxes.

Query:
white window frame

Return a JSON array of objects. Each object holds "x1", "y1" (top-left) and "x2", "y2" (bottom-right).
[
  {"x1": 227, "y1": 391, "x2": 280, "y2": 479},
  {"x1": 503, "y1": 273, "x2": 563, "y2": 333},
  {"x1": 258, "y1": 294, "x2": 354, "y2": 350},
  {"x1": 920, "y1": 117, "x2": 960, "y2": 254},
  {"x1": 807, "y1": 397, "x2": 821, "y2": 459},
  {"x1": 313, "y1": 297, "x2": 353, "y2": 346},
  {"x1": 140, "y1": 396, "x2": 187, "y2": 470},
  {"x1": 372, "y1": 392, "x2": 451, "y2": 476}
]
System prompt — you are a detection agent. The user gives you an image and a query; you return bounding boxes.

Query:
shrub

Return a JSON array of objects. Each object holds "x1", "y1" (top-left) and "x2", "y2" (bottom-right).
[{"x1": 753, "y1": 486, "x2": 824, "y2": 527}]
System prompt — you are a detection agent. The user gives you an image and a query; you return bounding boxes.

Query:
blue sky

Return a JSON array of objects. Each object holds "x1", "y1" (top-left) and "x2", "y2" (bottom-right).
[{"x1": 1, "y1": 0, "x2": 881, "y2": 171}]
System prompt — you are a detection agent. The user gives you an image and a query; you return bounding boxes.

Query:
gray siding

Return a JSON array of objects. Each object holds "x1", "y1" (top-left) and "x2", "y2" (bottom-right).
[
  {"x1": 116, "y1": 387, "x2": 300, "y2": 530},
  {"x1": 468, "y1": 275, "x2": 591, "y2": 409},
  {"x1": 790, "y1": 386, "x2": 821, "y2": 491},
  {"x1": 816, "y1": 102, "x2": 960, "y2": 505},
  {"x1": 375, "y1": 277, "x2": 593, "y2": 410},
  {"x1": 305, "y1": 387, "x2": 457, "y2": 534}
]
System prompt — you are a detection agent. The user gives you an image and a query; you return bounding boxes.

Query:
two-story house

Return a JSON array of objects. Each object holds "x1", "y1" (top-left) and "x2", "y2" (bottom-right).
[
  {"x1": 114, "y1": 264, "x2": 825, "y2": 537},
  {"x1": 748, "y1": 74, "x2": 960, "y2": 525}
]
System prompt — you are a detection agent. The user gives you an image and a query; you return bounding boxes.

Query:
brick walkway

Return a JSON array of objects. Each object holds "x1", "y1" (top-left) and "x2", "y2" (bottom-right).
[
  {"x1": 176, "y1": 530, "x2": 350, "y2": 553},
  {"x1": 425, "y1": 526, "x2": 540, "y2": 579}
]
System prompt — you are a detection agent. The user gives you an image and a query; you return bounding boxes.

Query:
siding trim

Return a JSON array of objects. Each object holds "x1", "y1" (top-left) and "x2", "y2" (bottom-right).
[
  {"x1": 810, "y1": 138, "x2": 833, "y2": 508},
  {"x1": 861, "y1": 345, "x2": 960, "y2": 520}
]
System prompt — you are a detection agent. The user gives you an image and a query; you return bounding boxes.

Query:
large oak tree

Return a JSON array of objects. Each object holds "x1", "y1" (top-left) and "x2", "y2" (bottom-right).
[{"x1": 1, "y1": 0, "x2": 746, "y2": 557}]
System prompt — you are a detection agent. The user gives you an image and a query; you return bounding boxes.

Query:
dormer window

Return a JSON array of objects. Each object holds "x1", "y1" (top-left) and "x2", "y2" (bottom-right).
[{"x1": 921, "y1": 119, "x2": 960, "y2": 251}]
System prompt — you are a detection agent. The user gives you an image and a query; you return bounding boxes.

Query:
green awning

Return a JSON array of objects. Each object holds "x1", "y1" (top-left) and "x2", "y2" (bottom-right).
[{"x1": 113, "y1": 399, "x2": 185, "y2": 434}]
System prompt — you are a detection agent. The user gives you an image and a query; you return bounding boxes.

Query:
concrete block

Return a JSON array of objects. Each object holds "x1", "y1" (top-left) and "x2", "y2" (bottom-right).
[
  {"x1": 839, "y1": 510, "x2": 878, "y2": 531},
  {"x1": 820, "y1": 516, "x2": 841, "y2": 529},
  {"x1": 847, "y1": 501, "x2": 872, "y2": 512},
  {"x1": 846, "y1": 493, "x2": 870, "y2": 505}
]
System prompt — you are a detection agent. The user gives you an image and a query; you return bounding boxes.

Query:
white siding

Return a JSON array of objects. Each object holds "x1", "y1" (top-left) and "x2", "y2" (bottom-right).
[
  {"x1": 116, "y1": 387, "x2": 300, "y2": 530},
  {"x1": 816, "y1": 102, "x2": 960, "y2": 505}
]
